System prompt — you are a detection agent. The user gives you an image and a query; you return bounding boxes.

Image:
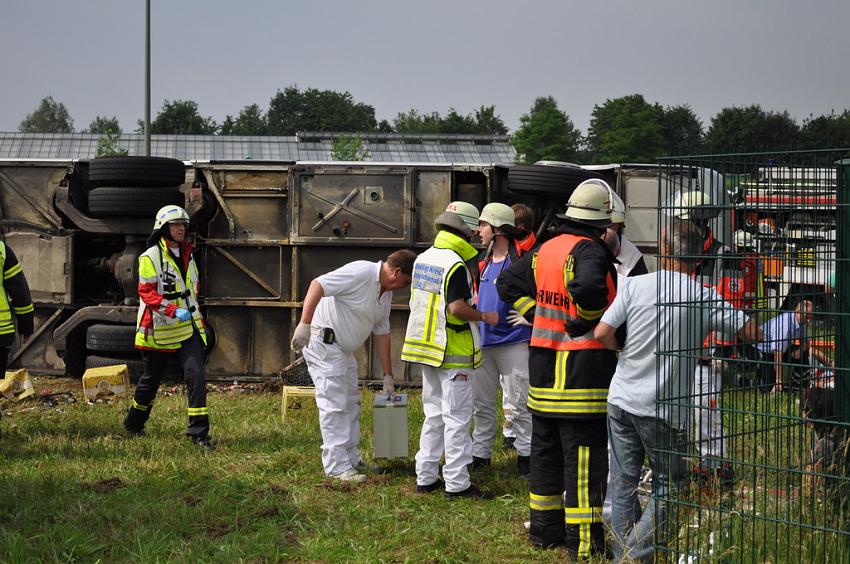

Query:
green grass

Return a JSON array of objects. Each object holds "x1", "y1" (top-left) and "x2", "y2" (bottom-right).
[{"x1": 1, "y1": 382, "x2": 582, "y2": 563}]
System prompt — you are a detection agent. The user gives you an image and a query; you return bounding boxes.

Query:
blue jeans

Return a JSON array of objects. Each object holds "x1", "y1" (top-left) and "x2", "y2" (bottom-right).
[{"x1": 607, "y1": 403, "x2": 688, "y2": 563}]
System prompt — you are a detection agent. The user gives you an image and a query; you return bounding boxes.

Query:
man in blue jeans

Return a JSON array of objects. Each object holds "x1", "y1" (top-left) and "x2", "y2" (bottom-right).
[{"x1": 595, "y1": 221, "x2": 761, "y2": 562}]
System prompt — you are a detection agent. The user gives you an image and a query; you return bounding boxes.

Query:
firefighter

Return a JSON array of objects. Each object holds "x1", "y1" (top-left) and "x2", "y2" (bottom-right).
[
  {"x1": 290, "y1": 250, "x2": 416, "y2": 483},
  {"x1": 404, "y1": 201, "x2": 498, "y2": 499},
  {"x1": 124, "y1": 205, "x2": 211, "y2": 447},
  {"x1": 471, "y1": 202, "x2": 532, "y2": 477},
  {"x1": 0, "y1": 240, "x2": 34, "y2": 373},
  {"x1": 497, "y1": 179, "x2": 618, "y2": 556}
]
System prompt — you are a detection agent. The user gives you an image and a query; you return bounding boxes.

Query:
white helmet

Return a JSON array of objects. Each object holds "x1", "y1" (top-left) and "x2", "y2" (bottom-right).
[
  {"x1": 611, "y1": 191, "x2": 626, "y2": 224},
  {"x1": 667, "y1": 190, "x2": 718, "y2": 220},
  {"x1": 435, "y1": 201, "x2": 480, "y2": 238},
  {"x1": 479, "y1": 203, "x2": 516, "y2": 230},
  {"x1": 733, "y1": 230, "x2": 756, "y2": 250},
  {"x1": 444, "y1": 201, "x2": 480, "y2": 231},
  {"x1": 153, "y1": 205, "x2": 190, "y2": 230},
  {"x1": 558, "y1": 179, "x2": 614, "y2": 227}
]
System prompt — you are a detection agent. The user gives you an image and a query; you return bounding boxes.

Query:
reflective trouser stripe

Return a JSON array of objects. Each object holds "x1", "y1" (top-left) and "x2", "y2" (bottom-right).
[
  {"x1": 13, "y1": 304, "x2": 34, "y2": 314},
  {"x1": 188, "y1": 407, "x2": 209, "y2": 416},
  {"x1": 564, "y1": 507, "x2": 603, "y2": 524},
  {"x1": 529, "y1": 492, "x2": 563, "y2": 511},
  {"x1": 132, "y1": 399, "x2": 150, "y2": 411},
  {"x1": 574, "y1": 446, "x2": 591, "y2": 557},
  {"x1": 527, "y1": 397, "x2": 608, "y2": 414}
]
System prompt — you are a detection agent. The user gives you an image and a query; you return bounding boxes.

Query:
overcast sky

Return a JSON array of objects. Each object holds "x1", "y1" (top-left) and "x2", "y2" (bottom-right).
[{"x1": 2, "y1": 0, "x2": 848, "y2": 135}]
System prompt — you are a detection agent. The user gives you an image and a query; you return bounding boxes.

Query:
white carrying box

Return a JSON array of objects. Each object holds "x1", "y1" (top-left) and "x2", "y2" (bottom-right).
[{"x1": 372, "y1": 393, "x2": 408, "y2": 459}]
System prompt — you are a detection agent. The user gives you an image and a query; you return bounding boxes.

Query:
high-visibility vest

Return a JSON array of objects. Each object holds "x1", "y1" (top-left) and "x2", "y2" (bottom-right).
[
  {"x1": 530, "y1": 234, "x2": 615, "y2": 351},
  {"x1": 402, "y1": 232, "x2": 481, "y2": 369},
  {"x1": 135, "y1": 239, "x2": 207, "y2": 350},
  {"x1": 716, "y1": 254, "x2": 765, "y2": 310},
  {"x1": 0, "y1": 242, "x2": 32, "y2": 336}
]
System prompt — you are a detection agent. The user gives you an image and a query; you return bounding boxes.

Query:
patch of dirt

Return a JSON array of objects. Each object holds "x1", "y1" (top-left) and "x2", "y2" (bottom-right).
[
  {"x1": 209, "y1": 522, "x2": 234, "y2": 538},
  {"x1": 369, "y1": 474, "x2": 391, "y2": 486},
  {"x1": 178, "y1": 493, "x2": 201, "y2": 506},
  {"x1": 319, "y1": 479, "x2": 360, "y2": 493},
  {"x1": 255, "y1": 506, "x2": 281, "y2": 518},
  {"x1": 83, "y1": 477, "x2": 124, "y2": 493}
]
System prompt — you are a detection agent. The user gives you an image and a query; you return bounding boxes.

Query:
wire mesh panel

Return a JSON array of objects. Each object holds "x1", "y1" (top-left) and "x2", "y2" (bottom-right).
[{"x1": 654, "y1": 150, "x2": 850, "y2": 562}]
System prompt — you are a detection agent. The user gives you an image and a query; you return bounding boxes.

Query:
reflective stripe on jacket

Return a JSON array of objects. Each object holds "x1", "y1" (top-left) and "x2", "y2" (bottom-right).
[
  {"x1": 402, "y1": 230, "x2": 481, "y2": 369},
  {"x1": 530, "y1": 234, "x2": 615, "y2": 351},
  {"x1": 135, "y1": 238, "x2": 207, "y2": 350}
]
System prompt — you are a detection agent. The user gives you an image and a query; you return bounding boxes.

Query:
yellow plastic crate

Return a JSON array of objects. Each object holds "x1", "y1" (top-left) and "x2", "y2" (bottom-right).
[{"x1": 82, "y1": 364, "x2": 129, "y2": 401}]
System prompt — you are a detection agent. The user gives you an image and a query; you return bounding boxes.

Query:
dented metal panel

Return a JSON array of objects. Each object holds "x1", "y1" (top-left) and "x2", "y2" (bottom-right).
[{"x1": 5, "y1": 231, "x2": 72, "y2": 305}]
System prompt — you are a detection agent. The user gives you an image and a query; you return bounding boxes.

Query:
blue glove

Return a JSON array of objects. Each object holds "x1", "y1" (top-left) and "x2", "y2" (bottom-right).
[{"x1": 175, "y1": 308, "x2": 192, "y2": 322}]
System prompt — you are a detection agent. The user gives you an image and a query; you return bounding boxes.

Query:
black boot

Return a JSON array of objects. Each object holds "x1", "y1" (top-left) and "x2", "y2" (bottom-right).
[
  {"x1": 517, "y1": 455, "x2": 530, "y2": 478},
  {"x1": 124, "y1": 402, "x2": 152, "y2": 436},
  {"x1": 468, "y1": 456, "x2": 491, "y2": 471}
]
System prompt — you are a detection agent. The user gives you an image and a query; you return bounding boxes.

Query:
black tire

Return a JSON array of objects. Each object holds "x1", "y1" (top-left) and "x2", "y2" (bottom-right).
[
  {"x1": 85, "y1": 355, "x2": 145, "y2": 384},
  {"x1": 507, "y1": 164, "x2": 605, "y2": 197},
  {"x1": 88, "y1": 187, "x2": 184, "y2": 218},
  {"x1": 86, "y1": 324, "x2": 137, "y2": 354},
  {"x1": 89, "y1": 156, "x2": 186, "y2": 189}
]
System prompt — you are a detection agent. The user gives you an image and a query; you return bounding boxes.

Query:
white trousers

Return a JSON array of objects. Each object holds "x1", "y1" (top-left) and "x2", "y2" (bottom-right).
[
  {"x1": 695, "y1": 362, "x2": 725, "y2": 467},
  {"x1": 473, "y1": 341, "x2": 531, "y2": 457},
  {"x1": 415, "y1": 365, "x2": 475, "y2": 493},
  {"x1": 501, "y1": 370, "x2": 515, "y2": 439},
  {"x1": 303, "y1": 339, "x2": 361, "y2": 477}
]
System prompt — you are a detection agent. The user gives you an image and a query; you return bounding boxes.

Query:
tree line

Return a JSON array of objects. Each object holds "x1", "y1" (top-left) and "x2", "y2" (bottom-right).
[{"x1": 15, "y1": 89, "x2": 850, "y2": 162}]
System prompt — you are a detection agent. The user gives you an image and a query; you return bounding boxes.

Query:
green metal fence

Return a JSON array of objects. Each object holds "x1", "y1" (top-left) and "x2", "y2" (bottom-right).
[{"x1": 654, "y1": 150, "x2": 850, "y2": 562}]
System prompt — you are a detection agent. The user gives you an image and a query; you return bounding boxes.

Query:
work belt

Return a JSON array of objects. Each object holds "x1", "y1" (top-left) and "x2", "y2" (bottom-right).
[
  {"x1": 163, "y1": 289, "x2": 192, "y2": 301},
  {"x1": 310, "y1": 326, "x2": 337, "y2": 345}
]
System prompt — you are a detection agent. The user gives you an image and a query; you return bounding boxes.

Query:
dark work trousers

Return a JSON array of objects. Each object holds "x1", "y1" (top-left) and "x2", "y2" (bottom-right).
[
  {"x1": 124, "y1": 331, "x2": 208, "y2": 439},
  {"x1": 529, "y1": 414, "x2": 608, "y2": 557}
]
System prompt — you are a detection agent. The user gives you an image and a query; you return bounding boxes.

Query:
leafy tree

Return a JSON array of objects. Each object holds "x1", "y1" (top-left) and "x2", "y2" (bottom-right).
[
  {"x1": 473, "y1": 105, "x2": 509, "y2": 135},
  {"x1": 84, "y1": 115, "x2": 122, "y2": 135},
  {"x1": 800, "y1": 110, "x2": 850, "y2": 149},
  {"x1": 220, "y1": 104, "x2": 267, "y2": 135},
  {"x1": 18, "y1": 96, "x2": 74, "y2": 133},
  {"x1": 137, "y1": 99, "x2": 218, "y2": 134},
  {"x1": 392, "y1": 105, "x2": 507, "y2": 135},
  {"x1": 704, "y1": 105, "x2": 800, "y2": 153},
  {"x1": 95, "y1": 132, "x2": 128, "y2": 157},
  {"x1": 266, "y1": 86, "x2": 377, "y2": 135},
  {"x1": 331, "y1": 134, "x2": 371, "y2": 161},
  {"x1": 511, "y1": 96, "x2": 582, "y2": 164},
  {"x1": 661, "y1": 105, "x2": 704, "y2": 156},
  {"x1": 586, "y1": 94, "x2": 666, "y2": 162}
]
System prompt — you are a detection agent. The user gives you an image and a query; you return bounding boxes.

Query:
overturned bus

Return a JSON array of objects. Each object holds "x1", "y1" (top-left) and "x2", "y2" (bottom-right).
[{"x1": 0, "y1": 158, "x2": 719, "y2": 384}]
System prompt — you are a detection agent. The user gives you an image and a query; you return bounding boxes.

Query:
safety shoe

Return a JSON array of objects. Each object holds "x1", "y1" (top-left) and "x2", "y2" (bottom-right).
[
  {"x1": 468, "y1": 456, "x2": 492, "y2": 471},
  {"x1": 191, "y1": 435, "x2": 215, "y2": 450},
  {"x1": 517, "y1": 455, "x2": 530, "y2": 479},
  {"x1": 334, "y1": 469, "x2": 368, "y2": 483},
  {"x1": 416, "y1": 478, "x2": 445, "y2": 494},
  {"x1": 445, "y1": 483, "x2": 493, "y2": 500},
  {"x1": 502, "y1": 436, "x2": 516, "y2": 451}
]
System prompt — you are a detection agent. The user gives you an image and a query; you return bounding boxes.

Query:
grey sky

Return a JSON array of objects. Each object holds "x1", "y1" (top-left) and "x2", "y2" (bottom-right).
[{"x1": 2, "y1": 0, "x2": 848, "y2": 135}]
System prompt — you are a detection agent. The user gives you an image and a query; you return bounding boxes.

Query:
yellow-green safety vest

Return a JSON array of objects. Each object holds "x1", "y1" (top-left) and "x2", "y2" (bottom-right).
[
  {"x1": 135, "y1": 239, "x2": 207, "y2": 350},
  {"x1": 0, "y1": 241, "x2": 33, "y2": 336},
  {"x1": 402, "y1": 230, "x2": 481, "y2": 369}
]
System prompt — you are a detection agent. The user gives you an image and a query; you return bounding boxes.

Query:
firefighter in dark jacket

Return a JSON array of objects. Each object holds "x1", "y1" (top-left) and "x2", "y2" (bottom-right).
[
  {"x1": 0, "y1": 241, "x2": 34, "y2": 371},
  {"x1": 123, "y1": 205, "x2": 211, "y2": 447},
  {"x1": 497, "y1": 179, "x2": 618, "y2": 557}
]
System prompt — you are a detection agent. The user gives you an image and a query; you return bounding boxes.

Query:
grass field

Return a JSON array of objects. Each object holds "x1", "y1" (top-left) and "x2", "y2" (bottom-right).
[{"x1": 0, "y1": 379, "x2": 587, "y2": 563}]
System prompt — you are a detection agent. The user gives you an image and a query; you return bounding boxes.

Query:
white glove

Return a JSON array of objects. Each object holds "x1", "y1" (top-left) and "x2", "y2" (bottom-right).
[
  {"x1": 382, "y1": 374, "x2": 395, "y2": 395},
  {"x1": 290, "y1": 322, "x2": 312, "y2": 352},
  {"x1": 506, "y1": 309, "x2": 532, "y2": 327}
]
